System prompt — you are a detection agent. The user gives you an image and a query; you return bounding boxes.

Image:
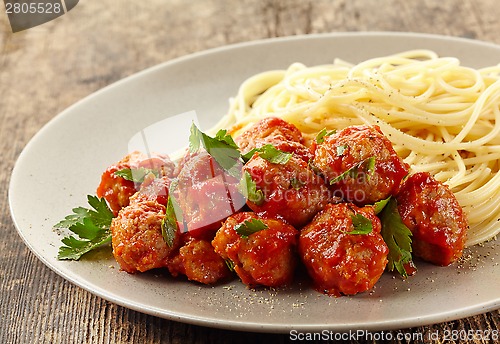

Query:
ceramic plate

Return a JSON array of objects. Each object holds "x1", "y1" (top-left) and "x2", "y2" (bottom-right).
[{"x1": 9, "y1": 32, "x2": 500, "y2": 333}]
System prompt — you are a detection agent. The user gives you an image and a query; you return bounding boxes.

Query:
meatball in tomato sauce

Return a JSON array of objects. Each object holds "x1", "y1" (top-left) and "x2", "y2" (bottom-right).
[
  {"x1": 212, "y1": 212, "x2": 298, "y2": 288},
  {"x1": 173, "y1": 151, "x2": 245, "y2": 239},
  {"x1": 110, "y1": 198, "x2": 180, "y2": 274},
  {"x1": 168, "y1": 238, "x2": 231, "y2": 285},
  {"x1": 235, "y1": 117, "x2": 312, "y2": 162},
  {"x1": 243, "y1": 154, "x2": 330, "y2": 228},
  {"x1": 132, "y1": 175, "x2": 170, "y2": 206},
  {"x1": 299, "y1": 203, "x2": 388, "y2": 296},
  {"x1": 97, "y1": 151, "x2": 176, "y2": 215},
  {"x1": 312, "y1": 125, "x2": 408, "y2": 205},
  {"x1": 396, "y1": 172, "x2": 467, "y2": 266}
]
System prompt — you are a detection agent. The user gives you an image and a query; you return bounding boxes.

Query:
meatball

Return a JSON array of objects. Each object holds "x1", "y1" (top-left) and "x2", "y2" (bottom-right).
[
  {"x1": 235, "y1": 117, "x2": 304, "y2": 151},
  {"x1": 311, "y1": 125, "x2": 409, "y2": 205},
  {"x1": 212, "y1": 212, "x2": 298, "y2": 287},
  {"x1": 243, "y1": 154, "x2": 331, "y2": 228},
  {"x1": 235, "y1": 117, "x2": 312, "y2": 162},
  {"x1": 110, "y1": 199, "x2": 180, "y2": 273},
  {"x1": 396, "y1": 172, "x2": 468, "y2": 266},
  {"x1": 174, "y1": 151, "x2": 245, "y2": 239},
  {"x1": 132, "y1": 176, "x2": 170, "y2": 206},
  {"x1": 299, "y1": 203, "x2": 388, "y2": 296},
  {"x1": 168, "y1": 238, "x2": 231, "y2": 284},
  {"x1": 97, "y1": 151, "x2": 176, "y2": 215}
]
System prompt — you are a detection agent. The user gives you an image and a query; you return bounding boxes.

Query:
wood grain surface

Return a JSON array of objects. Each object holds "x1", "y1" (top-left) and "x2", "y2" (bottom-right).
[{"x1": 1, "y1": 1, "x2": 499, "y2": 343}]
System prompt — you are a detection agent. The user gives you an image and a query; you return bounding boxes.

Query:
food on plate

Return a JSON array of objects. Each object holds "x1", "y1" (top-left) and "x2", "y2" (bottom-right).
[
  {"x1": 235, "y1": 116, "x2": 312, "y2": 162},
  {"x1": 299, "y1": 203, "x2": 388, "y2": 296},
  {"x1": 242, "y1": 153, "x2": 330, "y2": 228},
  {"x1": 212, "y1": 212, "x2": 298, "y2": 287},
  {"x1": 172, "y1": 150, "x2": 245, "y2": 239},
  {"x1": 219, "y1": 49, "x2": 500, "y2": 246},
  {"x1": 168, "y1": 238, "x2": 231, "y2": 284},
  {"x1": 57, "y1": 119, "x2": 465, "y2": 296},
  {"x1": 56, "y1": 50, "x2": 500, "y2": 297},
  {"x1": 396, "y1": 172, "x2": 468, "y2": 266},
  {"x1": 110, "y1": 196, "x2": 179, "y2": 274},
  {"x1": 96, "y1": 151, "x2": 175, "y2": 215},
  {"x1": 310, "y1": 125, "x2": 409, "y2": 205}
]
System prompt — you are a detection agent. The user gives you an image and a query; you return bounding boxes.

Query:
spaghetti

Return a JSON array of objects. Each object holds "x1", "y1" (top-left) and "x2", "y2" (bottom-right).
[{"x1": 211, "y1": 50, "x2": 500, "y2": 246}]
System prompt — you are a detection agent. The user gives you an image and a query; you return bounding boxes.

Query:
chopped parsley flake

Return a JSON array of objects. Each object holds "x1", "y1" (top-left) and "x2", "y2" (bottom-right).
[
  {"x1": 241, "y1": 144, "x2": 292, "y2": 164},
  {"x1": 315, "y1": 128, "x2": 336, "y2": 144},
  {"x1": 330, "y1": 157, "x2": 376, "y2": 184},
  {"x1": 115, "y1": 167, "x2": 159, "y2": 183},
  {"x1": 234, "y1": 218, "x2": 268, "y2": 238}
]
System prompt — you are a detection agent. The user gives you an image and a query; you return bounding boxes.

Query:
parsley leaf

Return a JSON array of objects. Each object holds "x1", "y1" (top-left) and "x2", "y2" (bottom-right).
[
  {"x1": 115, "y1": 167, "x2": 159, "y2": 183},
  {"x1": 345, "y1": 213, "x2": 373, "y2": 234},
  {"x1": 336, "y1": 144, "x2": 348, "y2": 156},
  {"x1": 234, "y1": 218, "x2": 268, "y2": 238},
  {"x1": 308, "y1": 160, "x2": 322, "y2": 175},
  {"x1": 290, "y1": 177, "x2": 305, "y2": 190},
  {"x1": 379, "y1": 198, "x2": 415, "y2": 278},
  {"x1": 53, "y1": 207, "x2": 90, "y2": 229},
  {"x1": 161, "y1": 180, "x2": 182, "y2": 247},
  {"x1": 315, "y1": 128, "x2": 336, "y2": 144},
  {"x1": 214, "y1": 128, "x2": 239, "y2": 148},
  {"x1": 365, "y1": 156, "x2": 376, "y2": 177},
  {"x1": 241, "y1": 144, "x2": 292, "y2": 164},
  {"x1": 189, "y1": 124, "x2": 242, "y2": 178},
  {"x1": 225, "y1": 259, "x2": 235, "y2": 272},
  {"x1": 330, "y1": 157, "x2": 376, "y2": 184},
  {"x1": 56, "y1": 195, "x2": 114, "y2": 260},
  {"x1": 239, "y1": 171, "x2": 265, "y2": 205},
  {"x1": 372, "y1": 196, "x2": 391, "y2": 214}
]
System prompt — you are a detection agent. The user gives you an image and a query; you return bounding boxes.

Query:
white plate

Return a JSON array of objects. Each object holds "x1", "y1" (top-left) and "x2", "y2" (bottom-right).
[{"x1": 9, "y1": 32, "x2": 500, "y2": 333}]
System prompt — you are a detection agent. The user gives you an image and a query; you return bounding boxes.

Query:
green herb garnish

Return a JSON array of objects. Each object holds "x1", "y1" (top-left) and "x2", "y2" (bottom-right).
[
  {"x1": 234, "y1": 218, "x2": 269, "y2": 238},
  {"x1": 189, "y1": 124, "x2": 241, "y2": 177},
  {"x1": 225, "y1": 259, "x2": 235, "y2": 272},
  {"x1": 56, "y1": 195, "x2": 114, "y2": 260},
  {"x1": 365, "y1": 156, "x2": 376, "y2": 177},
  {"x1": 241, "y1": 144, "x2": 292, "y2": 164},
  {"x1": 315, "y1": 128, "x2": 336, "y2": 144},
  {"x1": 290, "y1": 177, "x2": 305, "y2": 190},
  {"x1": 379, "y1": 198, "x2": 415, "y2": 278},
  {"x1": 330, "y1": 157, "x2": 376, "y2": 184},
  {"x1": 372, "y1": 196, "x2": 391, "y2": 214},
  {"x1": 336, "y1": 144, "x2": 348, "y2": 156},
  {"x1": 239, "y1": 171, "x2": 265, "y2": 205},
  {"x1": 115, "y1": 167, "x2": 159, "y2": 183},
  {"x1": 345, "y1": 213, "x2": 373, "y2": 234},
  {"x1": 161, "y1": 180, "x2": 182, "y2": 247}
]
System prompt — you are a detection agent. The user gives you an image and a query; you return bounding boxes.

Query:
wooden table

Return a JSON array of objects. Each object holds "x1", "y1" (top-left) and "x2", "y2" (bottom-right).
[{"x1": 1, "y1": 1, "x2": 499, "y2": 343}]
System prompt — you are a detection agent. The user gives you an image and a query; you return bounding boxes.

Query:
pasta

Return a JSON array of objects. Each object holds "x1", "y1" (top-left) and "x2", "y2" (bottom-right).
[{"x1": 210, "y1": 50, "x2": 500, "y2": 246}]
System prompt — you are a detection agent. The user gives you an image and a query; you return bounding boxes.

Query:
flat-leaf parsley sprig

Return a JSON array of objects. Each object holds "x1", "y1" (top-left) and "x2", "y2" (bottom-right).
[
  {"x1": 55, "y1": 195, "x2": 114, "y2": 260},
  {"x1": 379, "y1": 198, "x2": 415, "y2": 278},
  {"x1": 189, "y1": 124, "x2": 242, "y2": 178}
]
